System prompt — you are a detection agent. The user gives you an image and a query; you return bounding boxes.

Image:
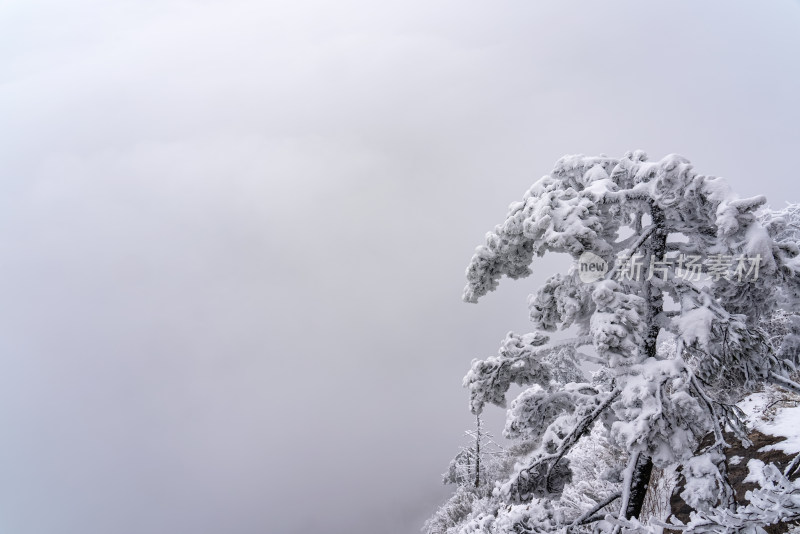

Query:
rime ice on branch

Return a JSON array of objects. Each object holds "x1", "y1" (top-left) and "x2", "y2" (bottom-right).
[{"x1": 427, "y1": 152, "x2": 800, "y2": 534}]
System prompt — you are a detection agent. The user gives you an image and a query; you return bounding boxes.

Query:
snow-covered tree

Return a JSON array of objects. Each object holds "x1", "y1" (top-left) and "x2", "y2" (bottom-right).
[
  {"x1": 425, "y1": 417, "x2": 506, "y2": 534},
  {"x1": 429, "y1": 152, "x2": 800, "y2": 533},
  {"x1": 443, "y1": 415, "x2": 506, "y2": 491}
]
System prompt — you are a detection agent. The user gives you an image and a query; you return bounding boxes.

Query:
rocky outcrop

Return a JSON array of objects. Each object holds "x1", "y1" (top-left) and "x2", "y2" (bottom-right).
[{"x1": 669, "y1": 429, "x2": 799, "y2": 534}]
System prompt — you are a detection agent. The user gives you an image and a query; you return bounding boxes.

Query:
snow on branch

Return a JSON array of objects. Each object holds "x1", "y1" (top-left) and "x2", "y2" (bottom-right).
[
  {"x1": 498, "y1": 388, "x2": 620, "y2": 502},
  {"x1": 568, "y1": 492, "x2": 621, "y2": 530},
  {"x1": 464, "y1": 333, "x2": 592, "y2": 414}
]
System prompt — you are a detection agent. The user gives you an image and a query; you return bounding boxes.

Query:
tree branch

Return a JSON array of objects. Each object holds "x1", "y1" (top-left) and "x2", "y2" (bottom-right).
[
  {"x1": 569, "y1": 492, "x2": 621, "y2": 530},
  {"x1": 769, "y1": 372, "x2": 800, "y2": 395},
  {"x1": 690, "y1": 374, "x2": 730, "y2": 450},
  {"x1": 606, "y1": 225, "x2": 657, "y2": 280},
  {"x1": 784, "y1": 452, "x2": 800, "y2": 479},
  {"x1": 507, "y1": 389, "x2": 620, "y2": 500},
  {"x1": 546, "y1": 389, "x2": 621, "y2": 478}
]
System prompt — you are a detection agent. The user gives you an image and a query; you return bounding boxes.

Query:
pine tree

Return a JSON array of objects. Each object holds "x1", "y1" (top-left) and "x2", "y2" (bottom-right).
[
  {"x1": 429, "y1": 152, "x2": 800, "y2": 533},
  {"x1": 425, "y1": 415, "x2": 506, "y2": 534},
  {"x1": 442, "y1": 414, "x2": 505, "y2": 492}
]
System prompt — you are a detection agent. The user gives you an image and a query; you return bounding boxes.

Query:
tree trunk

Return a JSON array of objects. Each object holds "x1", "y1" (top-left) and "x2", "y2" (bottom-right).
[
  {"x1": 643, "y1": 204, "x2": 667, "y2": 359},
  {"x1": 625, "y1": 454, "x2": 654, "y2": 519},
  {"x1": 625, "y1": 203, "x2": 664, "y2": 519},
  {"x1": 474, "y1": 413, "x2": 481, "y2": 488}
]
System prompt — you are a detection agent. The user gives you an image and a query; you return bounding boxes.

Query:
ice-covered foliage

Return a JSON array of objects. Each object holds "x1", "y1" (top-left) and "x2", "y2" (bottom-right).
[
  {"x1": 426, "y1": 152, "x2": 800, "y2": 534},
  {"x1": 443, "y1": 416, "x2": 506, "y2": 492},
  {"x1": 423, "y1": 486, "x2": 480, "y2": 534},
  {"x1": 663, "y1": 461, "x2": 800, "y2": 534}
]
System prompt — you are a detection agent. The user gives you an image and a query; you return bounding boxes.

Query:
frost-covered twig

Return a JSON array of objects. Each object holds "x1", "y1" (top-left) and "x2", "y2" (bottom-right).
[
  {"x1": 784, "y1": 453, "x2": 800, "y2": 479},
  {"x1": 689, "y1": 374, "x2": 730, "y2": 451},
  {"x1": 614, "y1": 224, "x2": 657, "y2": 254},
  {"x1": 569, "y1": 492, "x2": 621, "y2": 530},
  {"x1": 769, "y1": 371, "x2": 800, "y2": 395},
  {"x1": 606, "y1": 225, "x2": 657, "y2": 280}
]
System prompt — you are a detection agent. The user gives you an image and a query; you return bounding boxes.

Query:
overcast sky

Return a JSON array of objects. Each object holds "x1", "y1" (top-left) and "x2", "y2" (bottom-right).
[{"x1": 1, "y1": 1, "x2": 799, "y2": 533}]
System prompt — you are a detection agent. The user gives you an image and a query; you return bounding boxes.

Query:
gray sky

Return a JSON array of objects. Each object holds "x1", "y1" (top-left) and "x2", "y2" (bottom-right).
[{"x1": 1, "y1": 1, "x2": 799, "y2": 533}]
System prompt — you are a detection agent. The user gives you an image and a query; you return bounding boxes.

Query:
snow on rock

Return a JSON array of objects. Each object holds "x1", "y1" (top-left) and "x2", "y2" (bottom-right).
[
  {"x1": 743, "y1": 459, "x2": 767, "y2": 485},
  {"x1": 739, "y1": 392, "x2": 800, "y2": 455}
]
